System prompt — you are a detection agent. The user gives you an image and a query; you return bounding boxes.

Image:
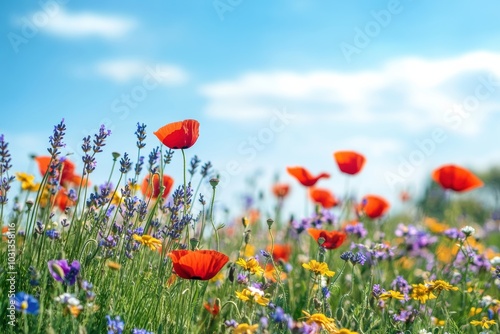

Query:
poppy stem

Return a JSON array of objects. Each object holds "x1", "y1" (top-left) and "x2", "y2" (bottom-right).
[
  {"x1": 305, "y1": 187, "x2": 309, "y2": 217},
  {"x1": 181, "y1": 149, "x2": 189, "y2": 243},
  {"x1": 210, "y1": 183, "x2": 219, "y2": 251}
]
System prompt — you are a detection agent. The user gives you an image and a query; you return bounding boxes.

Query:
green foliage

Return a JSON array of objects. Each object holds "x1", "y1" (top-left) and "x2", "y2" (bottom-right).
[{"x1": 0, "y1": 123, "x2": 499, "y2": 334}]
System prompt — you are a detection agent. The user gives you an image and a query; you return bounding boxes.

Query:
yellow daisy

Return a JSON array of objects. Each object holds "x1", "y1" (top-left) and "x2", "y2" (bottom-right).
[
  {"x1": 411, "y1": 283, "x2": 437, "y2": 304},
  {"x1": 302, "y1": 260, "x2": 335, "y2": 277},
  {"x1": 470, "y1": 317, "x2": 496, "y2": 329},
  {"x1": 232, "y1": 323, "x2": 258, "y2": 334},
  {"x1": 235, "y1": 257, "x2": 264, "y2": 276},
  {"x1": 132, "y1": 234, "x2": 162, "y2": 251},
  {"x1": 379, "y1": 290, "x2": 405, "y2": 301}
]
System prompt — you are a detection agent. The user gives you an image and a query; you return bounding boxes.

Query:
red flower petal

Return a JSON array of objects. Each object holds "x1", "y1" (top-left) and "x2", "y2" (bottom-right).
[
  {"x1": 432, "y1": 164, "x2": 483, "y2": 192},
  {"x1": 168, "y1": 250, "x2": 229, "y2": 280},
  {"x1": 141, "y1": 174, "x2": 174, "y2": 199},
  {"x1": 272, "y1": 183, "x2": 290, "y2": 198},
  {"x1": 154, "y1": 119, "x2": 200, "y2": 149},
  {"x1": 359, "y1": 195, "x2": 390, "y2": 219},
  {"x1": 35, "y1": 156, "x2": 81, "y2": 186},
  {"x1": 333, "y1": 151, "x2": 366, "y2": 175},
  {"x1": 309, "y1": 187, "x2": 338, "y2": 208},
  {"x1": 286, "y1": 166, "x2": 330, "y2": 187},
  {"x1": 307, "y1": 228, "x2": 347, "y2": 249},
  {"x1": 268, "y1": 244, "x2": 292, "y2": 262}
]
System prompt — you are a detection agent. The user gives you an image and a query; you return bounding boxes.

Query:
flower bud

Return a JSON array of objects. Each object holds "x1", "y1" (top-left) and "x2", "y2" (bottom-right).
[{"x1": 209, "y1": 178, "x2": 219, "y2": 188}]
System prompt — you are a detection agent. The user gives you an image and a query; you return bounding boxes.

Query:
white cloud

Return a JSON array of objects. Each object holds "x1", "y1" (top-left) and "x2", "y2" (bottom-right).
[
  {"x1": 336, "y1": 137, "x2": 403, "y2": 158},
  {"x1": 200, "y1": 51, "x2": 500, "y2": 135},
  {"x1": 32, "y1": 8, "x2": 135, "y2": 38},
  {"x1": 95, "y1": 60, "x2": 188, "y2": 85}
]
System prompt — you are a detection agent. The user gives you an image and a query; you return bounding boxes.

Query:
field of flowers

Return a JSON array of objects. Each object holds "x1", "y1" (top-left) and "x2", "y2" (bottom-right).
[{"x1": 0, "y1": 119, "x2": 499, "y2": 334}]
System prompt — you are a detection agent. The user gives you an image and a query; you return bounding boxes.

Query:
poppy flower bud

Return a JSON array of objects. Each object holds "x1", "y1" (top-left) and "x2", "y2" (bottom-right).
[
  {"x1": 112, "y1": 152, "x2": 121, "y2": 160},
  {"x1": 318, "y1": 246, "x2": 326, "y2": 263},
  {"x1": 209, "y1": 178, "x2": 219, "y2": 188},
  {"x1": 313, "y1": 297, "x2": 322, "y2": 310},
  {"x1": 189, "y1": 238, "x2": 199, "y2": 250},
  {"x1": 317, "y1": 237, "x2": 325, "y2": 246},
  {"x1": 244, "y1": 230, "x2": 251, "y2": 245},
  {"x1": 242, "y1": 217, "x2": 248, "y2": 228},
  {"x1": 266, "y1": 218, "x2": 274, "y2": 229},
  {"x1": 228, "y1": 263, "x2": 236, "y2": 283},
  {"x1": 26, "y1": 200, "x2": 34, "y2": 210}
]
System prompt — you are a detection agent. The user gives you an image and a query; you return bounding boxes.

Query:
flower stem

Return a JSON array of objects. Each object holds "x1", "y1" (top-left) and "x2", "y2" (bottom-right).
[{"x1": 181, "y1": 149, "x2": 189, "y2": 243}]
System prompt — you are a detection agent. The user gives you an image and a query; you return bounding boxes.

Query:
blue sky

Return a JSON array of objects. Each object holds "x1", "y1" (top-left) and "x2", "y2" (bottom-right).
[{"x1": 2, "y1": 0, "x2": 500, "y2": 218}]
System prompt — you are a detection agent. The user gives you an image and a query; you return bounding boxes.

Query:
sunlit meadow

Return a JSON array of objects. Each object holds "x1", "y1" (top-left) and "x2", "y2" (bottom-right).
[{"x1": 0, "y1": 118, "x2": 499, "y2": 334}]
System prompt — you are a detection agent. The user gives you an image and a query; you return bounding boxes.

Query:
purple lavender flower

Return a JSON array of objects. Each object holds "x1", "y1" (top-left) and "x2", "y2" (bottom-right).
[
  {"x1": 132, "y1": 330, "x2": 153, "y2": 334},
  {"x1": 200, "y1": 161, "x2": 212, "y2": 177},
  {"x1": 293, "y1": 322, "x2": 320, "y2": 334},
  {"x1": 372, "y1": 284, "x2": 385, "y2": 298},
  {"x1": 260, "y1": 316, "x2": 269, "y2": 329},
  {"x1": 47, "y1": 259, "x2": 80, "y2": 285},
  {"x1": 351, "y1": 252, "x2": 367, "y2": 266},
  {"x1": 163, "y1": 148, "x2": 174, "y2": 165},
  {"x1": 188, "y1": 155, "x2": 201, "y2": 176},
  {"x1": 393, "y1": 308, "x2": 417, "y2": 323},
  {"x1": 45, "y1": 229, "x2": 60, "y2": 240},
  {"x1": 106, "y1": 315, "x2": 124, "y2": 334},
  {"x1": 321, "y1": 286, "x2": 331, "y2": 299},
  {"x1": 443, "y1": 228, "x2": 465, "y2": 240},
  {"x1": 135, "y1": 122, "x2": 147, "y2": 149},
  {"x1": 344, "y1": 222, "x2": 367, "y2": 238},
  {"x1": 147, "y1": 146, "x2": 160, "y2": 174},
  {"x1": 119, "y1": 153, "x2": 132, "y2": 174},
  {"x1": 260, "y1": 250, "x2": 271, "y2": 258},
  {"x1": 224, "y1": 319, "x2": 238, "y2": 328},
  {"x1": 48, "y1": 119, "x2": 66, "y2": 157},
  {"x1": 236, "y1": 273, "x2": 248, "y2": 285},
  {"x1": 340, "y1": 251, "x2": 353, "y2": 261}
]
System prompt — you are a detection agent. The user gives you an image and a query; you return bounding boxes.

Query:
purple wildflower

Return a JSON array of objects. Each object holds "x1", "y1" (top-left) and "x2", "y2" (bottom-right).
[
  {"x1": 344, "y1": 222, "x2": 367, "y2": 238},
  {"x1": 106, "y1": 315, "x2": 124, "y2": 334},
  {"x1": 12, "y1": 292, "x2": 39, "y2": 315},
  {"x1": 47, "y1": 259, "x2": 80, "y2": 285}
]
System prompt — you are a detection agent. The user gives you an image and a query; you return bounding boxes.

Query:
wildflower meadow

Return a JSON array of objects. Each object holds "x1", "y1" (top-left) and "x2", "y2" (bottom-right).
[{"x1": 0, "y1": 118, "x2": 499, "y2": 334}]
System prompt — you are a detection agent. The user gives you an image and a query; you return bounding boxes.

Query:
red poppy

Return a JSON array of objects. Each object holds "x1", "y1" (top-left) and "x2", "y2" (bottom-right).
[
  {"x1": 35, "y1": 156, "x2": 86, "y2": 187},
  {"x1": 154, "y1": 119, "x2": 200, "y2": 149},
  {"x1": 168, "y1": 250, "x2": 229, "y2": 280},
  {"x1": 309, "y1": 187, "x2": 338, "y2": 209},
  {"x1": 307, "y1": 228, "x2": 347, "y2": 249},
  {"x1": 286, "y1": 166, "x2": 330, "y2": 187},
  {"x1": 54, "y1": 188, "x2": 75, "y2": 211},
  {"x1": 359, "y1": 195, "x2": 390, "y2": 219},
  {"x1": 333, "y1": 151, "x2": 366, "y2": 175},
  {"x1": 432, "y1": 164, "x2": 483, "y2": 192},
  {"x1": 2, "y1": 226, "x2": 9, "y2": 242},
  {"x1": 268, "y1": 244, "x2": 292, "y2": 262},
  {"x1": 399, "y1": 191, "x2": 411, "y2": 202},
  {"x1": 141, "y1": 174, "x2": 174, "y2": 199},
  {"x1": 203, "y1": 300, "x2": 220, "y2": 317},
  {"x1": 272, "y1": 183, "x2": 290, "y2": 198}
]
